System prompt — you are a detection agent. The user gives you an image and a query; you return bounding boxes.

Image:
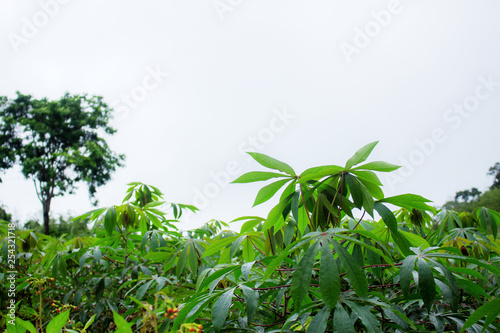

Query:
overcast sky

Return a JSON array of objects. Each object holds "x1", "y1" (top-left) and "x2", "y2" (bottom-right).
[{"x1": 1, "y1": 1, "x2": 500, "y2": 231}]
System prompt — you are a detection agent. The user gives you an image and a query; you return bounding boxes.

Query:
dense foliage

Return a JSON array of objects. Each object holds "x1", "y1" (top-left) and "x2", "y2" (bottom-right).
[{"x1": 2, "y1": 142, "x2": 500, "y2": 332}]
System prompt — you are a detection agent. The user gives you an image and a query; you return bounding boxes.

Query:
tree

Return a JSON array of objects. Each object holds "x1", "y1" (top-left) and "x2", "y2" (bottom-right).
[
  {"x1": 454, "y1": 187, "x2": 482, "y2": 203},
  {"x1": 488, "y1": 162, "x2": 500, "y2": 189},
  {"x1": 0, "y1": 204, "x2": 11, "y2": 222},
  {"x1": 0, "y1": 92, "x2": 125, "y2": 234}
]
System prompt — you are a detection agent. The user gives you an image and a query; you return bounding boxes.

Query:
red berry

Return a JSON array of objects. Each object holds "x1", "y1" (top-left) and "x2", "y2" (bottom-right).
[{"x1": 190, "y1": 328, "x2": 195, "y2": 332}]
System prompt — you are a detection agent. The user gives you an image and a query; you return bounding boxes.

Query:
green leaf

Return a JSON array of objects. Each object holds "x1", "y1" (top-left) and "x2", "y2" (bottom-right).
[
  {"x1": 197, "y1": 265, "x2": 238, "y2": 293},
  {"x1": 350, "y1": 170, "x2": 382, "y2": 185},
  {"x1": 202, "y1": 236, "x2": 238, "y2": 257},
  {"x1": 242, "y1": 238, "x2": 255, "y2": 262},
  {"x1": 431, "y1": 261, "x2": 459, "y2": 312},
  {"x1": 334, "y1": 304, "x2": 356, "y2": 333},
  {"x1": 232, "y1": 171, "x2": 288, "y2": 183},
  {"x1": 247, "y1": 152, "x2": 296, "y2": 176},
  {"x1": 253, "y1": 178, "x2": 291, "y2": 206},
  {"x1": 113, "y1": 311, "x2": 133, "y2": 333},
  {"x1": 7, "y1": 324, "x2": 24, "y2": 333},
  {"x1": 240, "y1": 284, "x2": 258, "y2": 323},
  {"x1": 353, "y1": 161, "x2": 400, "y2": 172},
  {"x1": 399, "y1": 230, "x2": 430, "y2": 249},
  {"x1": 299, "y1": 165, "x2": 344, "y2": 183},
  {"x1": 46, "y1": 310, "x2": 70, "y2": 333},
  {"x1": 212, "y1": 288, "x2": 235, "y2": 333},
  {"x1": 417, "y1": 257, "x2": 435, "y2": 312},
  {"x1": 307, "y1": 306, "x2": 331, "y2": 333},
  {"x1": 400, "y1": 255, "x2": 416, "y2": 299},
  {"x1": 346, "y1": 301, "x2": 381, "y2": 333},
  {"x1": 262, "y1": 200, "x2": 288, "y2": 232},
  {"x1": 262, "y1": 236, "x2": 314, "y2": 280},
  {"x1": 461, "y1": 298, "x2": 500, "y2": 332},
  {"x1": 345, "y1": 141, "x2": 379, "y2": 170},
  {"x1": 358, "y1": 178, "x2": 384, "y2": 200},
  {"x1": 104, "y1": 206, "x2": 116, "y2": 236},
  {"x1": 188, "y1": 243, "x2": 199, "y2": 275},
  {"x1": 380, "y1": 194, "x2": 435, "y2": 213},
  {"x1": 331, "y1": 240, "x2": 368, "y2": 298},
  {"x1": 374, "y1": 203, "x2": 411, "y2": 256},
  {"x1": 83, "y1": 314, "x2": 96, "y2": 330},
  {"x1": 136, "y1": 280, "x2": 153, "y2": 301},
  {"x1": 15, "y1": 318, "x2": 36, "y2": 333},
  {"x1": 345, "y1": 173, "x2": 363, "y2": 209},
  {"x1": 291, "y1": 241, "x2": 320, "y2": 309},
  {"x1": 320, "y1": 242, "x2": 340, "y2": 310},
  {"x1": 359, "y1": 181, "x2": 375, "y2": 217}
]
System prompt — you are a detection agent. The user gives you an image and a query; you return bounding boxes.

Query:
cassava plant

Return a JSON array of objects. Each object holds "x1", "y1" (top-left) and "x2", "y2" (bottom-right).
[{"x1": 2, "y1": 142, "x2": 499, "y2": 332}]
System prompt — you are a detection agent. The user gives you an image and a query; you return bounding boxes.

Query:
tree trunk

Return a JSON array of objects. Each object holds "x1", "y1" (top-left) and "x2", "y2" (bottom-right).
[{"x1": 43, "y1": 197, "x2": 51, "y2": 235}]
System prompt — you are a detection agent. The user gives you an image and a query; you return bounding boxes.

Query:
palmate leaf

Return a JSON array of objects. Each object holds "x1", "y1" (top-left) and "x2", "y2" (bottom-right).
[{"x1": 291, "y1": 241, "x2": 320, "y2": 309}]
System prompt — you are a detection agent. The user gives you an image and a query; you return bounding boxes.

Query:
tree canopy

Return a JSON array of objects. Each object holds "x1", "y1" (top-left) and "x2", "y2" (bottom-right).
[{"x1": 0, "y1": 92, "x2": 125, "y2": 234}]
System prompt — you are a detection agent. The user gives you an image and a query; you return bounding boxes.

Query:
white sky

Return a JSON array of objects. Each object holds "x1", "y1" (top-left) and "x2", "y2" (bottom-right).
[{"x1": 1, "y1": 1, "x2": 500, "y2": 231}]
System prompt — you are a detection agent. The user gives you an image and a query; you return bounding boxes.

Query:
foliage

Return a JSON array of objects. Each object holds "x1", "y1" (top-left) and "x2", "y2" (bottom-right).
[
  {"x1": 23, "y1": 214, "x2": 92, "y2": 238},
  {"x1": 1, "y1": 142, "x2": 500, "y2": 332},
  {"x1": 487, "y1": 163, "x2": 500, "y2": 190},
  {"x1": 0, "y1": 204, "x2": 11, "y2": 222},
  {"x1": 0, "y1": 92, "x2": 125, "y2": 234}
]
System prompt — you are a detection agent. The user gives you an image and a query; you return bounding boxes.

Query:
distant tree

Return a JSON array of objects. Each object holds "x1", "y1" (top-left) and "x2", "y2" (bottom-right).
[
  {"x1": 476, "y1": 187, "x2": 500, "y2": 212},
  {"x1": 0, "y1": 92, "x2": 125, "y2": 234},
  {"x1": 0, "y1": 204, "x2": 11, "y2": 222},
  {"x1": 488, "y1": 162, "x2": 500, "y2": 190},
  {"x1": 454, "y1": 187, "x2": 482, "y2": 203}
]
